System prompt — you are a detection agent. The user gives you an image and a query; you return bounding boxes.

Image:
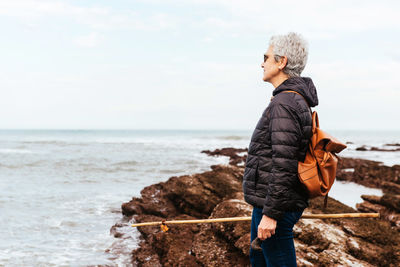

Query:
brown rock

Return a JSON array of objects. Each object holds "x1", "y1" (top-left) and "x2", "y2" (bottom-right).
[
  {"x1": 235, "y1": 233, "x2": 251, "y2": 256},
  {"x1": 354, "y1": 145, "x2": 400, "y2": 152},
  {"x1": 209, "y1": 199, "x2": 252, "y2": 243},
  {"x1": 386, "y1": 143, "x2": 400, "y2": 147},
  {"x1": 124, "y1": 163, "x2": 249, "y2": 266},
  {"x1": 122, "y1": 197, "x2": 143, "y2": 216},
  {"x1": 358, "y1": 192, "x2": 400, "y2": 228},
  {"x1": 337, "y1": 157, "x2": 400, "y2": 189},
  {"x1": 122, "y1": 184, "x2": 178, "y2": 218},
  {"x1": 201, "y1": 147, "x2": 248, "y2": 166},
  {"x1": 382, "y1": 181, "x2": 400, "y2": 194},
  {"x1": 356, "y1": 201, "x2": 386, "y2": 213},
  {"x1": 360, "y1": 194, "x2": 382, "y2": 204},
  {"x1": 370, "y1": 146, "x2": 400, "y2": 152},
  {"x1": 357, "y1": 200, "x2": 400, "y2": 229},
  {"x1": 132, "y1": 242, "x2": 162, "y2": 267},
  {"x1": 192, "y1": 224, "x2": 250, "y2": 267},
  {"x1": 381, "y1": 194, "x2": 400, "y2": 212}
]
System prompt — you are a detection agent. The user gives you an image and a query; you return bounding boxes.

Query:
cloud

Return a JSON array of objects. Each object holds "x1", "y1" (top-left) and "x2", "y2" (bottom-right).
[
  {"x1": 202, "y1": 36, "x2": 214, "y2": 43},
  {"x1": 0, "y1": 0, "x2": 179, "y2": 31},
  {"x1": 73, "y1": 32, "x2": 102, "y2": 47},
  {"x1": 3, "y1": 0, "x2": 398, "y2": 42},
  {"x1": 0, "y1": 0, "x2": 108, "y2": 19},
  {"x1": 307, "y1": 60, "x2": 400, "y2": 93},
  {"x1": 184, "y1": 0, "x2": 400, "y2": 40}
]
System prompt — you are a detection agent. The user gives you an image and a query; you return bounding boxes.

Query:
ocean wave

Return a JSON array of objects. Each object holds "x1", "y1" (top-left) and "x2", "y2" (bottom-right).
[
  {"x1": 216, "y1": 136, "x2": 246, "y2": 140},
  {"x1": 0, "y1": 148, "x2": 34, "y2": 154},
  {"x1": 93, "y1": 138, "x2": 143, "y2": 144},
  {"x1": 81, "y1": 167, "x2": 137, "y2": 173},
  {"x1": 21, "y1": 141, "x2": 91, "y2": 147},
  {"x1": 159, "y1": 169, "x2": 185, "y2": 174},
  {"x1": 78, "y1": 179, "x2": 98, "y2": 184},
  {"x1": 60, "y1": 220, "x2": 78, "y2": 227},
  {"x1": 112, "y1": 161, "x2": 139, "y2": 167},
  {"x1": 53, "y1": 159, "x2": 111, "y2": 168},
  {"x1": 0, "y1": 160, "x2": 45, "y2": 169},
  {"x1": 182, "y1": 159, "x2": 199, "y2": 165},
  {"x1": 0, "y1": 163, "x2": 18, "y2": 169},
  {"x1": 22, "y1": 140, "x2": 68, "y2": 145}
]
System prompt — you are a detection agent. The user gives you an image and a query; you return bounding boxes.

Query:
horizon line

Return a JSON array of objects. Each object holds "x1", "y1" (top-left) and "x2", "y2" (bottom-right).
[{"x1": 1, "y1": 128, "x2": 400, "y2": 132}]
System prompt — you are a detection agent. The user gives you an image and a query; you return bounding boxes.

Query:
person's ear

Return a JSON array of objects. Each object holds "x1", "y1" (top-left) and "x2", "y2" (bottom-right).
[{"x1": 280, "y1": 56, "x2": 288, "y2": 69}]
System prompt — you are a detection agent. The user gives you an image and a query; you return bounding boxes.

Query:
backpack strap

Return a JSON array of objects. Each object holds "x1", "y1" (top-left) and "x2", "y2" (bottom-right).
[
  {"x1": 284, "y1": 90, "x2": 312, "y2": 114},
  {"x1": 284, "y1": 90, "x2": 318, "y2": 133}
]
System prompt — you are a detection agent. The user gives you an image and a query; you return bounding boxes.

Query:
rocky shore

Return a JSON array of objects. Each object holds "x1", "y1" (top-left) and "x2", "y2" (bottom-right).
[
  {"x1": 336, "y1": 157, "x2": 400, "y2": 230},
  {"x1": 111, "y1": 148, "x2": 400, "y2": 266}
]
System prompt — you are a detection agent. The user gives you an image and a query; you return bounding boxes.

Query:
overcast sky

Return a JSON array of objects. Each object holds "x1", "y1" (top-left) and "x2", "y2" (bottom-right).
[{"x1": 0, "y1": 0, "x2": 399, "y2": 130}]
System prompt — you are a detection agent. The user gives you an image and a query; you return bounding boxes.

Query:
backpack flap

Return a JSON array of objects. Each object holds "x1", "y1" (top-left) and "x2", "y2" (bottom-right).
[{"x1": 315, "y1": 127, "x2": 347, "y2": 154}]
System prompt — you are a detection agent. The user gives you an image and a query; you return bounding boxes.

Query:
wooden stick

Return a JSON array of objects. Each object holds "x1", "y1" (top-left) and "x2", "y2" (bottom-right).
[
  {"x1": 301, "y1": 213, "x2": 380, "y2": 219},
  {"x1": 131, "y1": 213, "x2": 380, "y2": 227}
]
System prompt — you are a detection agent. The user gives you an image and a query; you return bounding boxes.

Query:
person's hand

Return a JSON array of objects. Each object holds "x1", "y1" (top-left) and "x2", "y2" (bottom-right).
[{"x1": 257, "y1": 215, "x2": 277, "y2": 240}]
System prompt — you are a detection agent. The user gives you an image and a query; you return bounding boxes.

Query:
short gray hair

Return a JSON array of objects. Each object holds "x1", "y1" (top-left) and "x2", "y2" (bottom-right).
[{"x1": 269, "y1": 32, "x2": 308, "y2": 78}]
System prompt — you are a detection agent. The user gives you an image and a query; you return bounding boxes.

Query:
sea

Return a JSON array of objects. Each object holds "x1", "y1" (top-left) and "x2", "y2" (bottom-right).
[{"x1": 0, "y1": 129, "x2": 399, "y2": 266}]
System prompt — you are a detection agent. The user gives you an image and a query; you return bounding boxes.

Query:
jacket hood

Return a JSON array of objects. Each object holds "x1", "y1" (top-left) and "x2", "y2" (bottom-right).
[{"x1": 272, "y1": 77, "x2": 319, "y2": 107}]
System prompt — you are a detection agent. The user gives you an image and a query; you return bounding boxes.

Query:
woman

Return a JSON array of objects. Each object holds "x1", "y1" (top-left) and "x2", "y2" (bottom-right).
[{"x1": 242, "y1": 32, "x2": 319, "y2": 266}]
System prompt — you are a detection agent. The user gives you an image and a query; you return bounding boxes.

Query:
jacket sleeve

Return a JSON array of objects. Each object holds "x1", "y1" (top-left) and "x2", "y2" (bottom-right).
[{"x1": 262, "y1": 103, "x2": 302, "y2": 220}]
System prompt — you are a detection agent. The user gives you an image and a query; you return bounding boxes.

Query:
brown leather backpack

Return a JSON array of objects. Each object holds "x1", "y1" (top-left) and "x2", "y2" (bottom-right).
[{"x1": 286, "y1": 91, "x2": 347, "y2": 205}]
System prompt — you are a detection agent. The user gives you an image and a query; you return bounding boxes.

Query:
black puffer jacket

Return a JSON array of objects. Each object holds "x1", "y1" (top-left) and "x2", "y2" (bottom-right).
[{"x1": 243, "y1": 77, "x2": 319, "y2": 220}]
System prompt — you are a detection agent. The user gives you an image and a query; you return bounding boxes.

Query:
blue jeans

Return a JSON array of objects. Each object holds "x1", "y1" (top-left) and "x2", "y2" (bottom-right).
[{"x1": 250, "y1": 207, "x2": 303, "y2": 267}]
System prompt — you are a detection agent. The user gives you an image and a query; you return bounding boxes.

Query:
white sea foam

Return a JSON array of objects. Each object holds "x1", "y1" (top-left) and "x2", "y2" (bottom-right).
[{"x1": 0, "y1": 148, "x2": 34, "y2": 154}]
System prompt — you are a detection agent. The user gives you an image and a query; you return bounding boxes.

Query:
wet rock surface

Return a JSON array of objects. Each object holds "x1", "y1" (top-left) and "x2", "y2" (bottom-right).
[
  {"x1": 337, "y1": 157, "x2": 400, "y2": 190},
  {"x1": 111, "y1": 148, "x2": 400, "y2": 266},
  {"x1": 386, "y1": 143, "x2": 400, "y2": 147},
  {"x1": 337, "y1": 156, "x2": 400, "y2": 232},
  {"x1": 355, "y1": 145, "x2": 400, "y2": 152},
  {"x1": 201, "y1": 147, "x2": 248, "y2": 166}
]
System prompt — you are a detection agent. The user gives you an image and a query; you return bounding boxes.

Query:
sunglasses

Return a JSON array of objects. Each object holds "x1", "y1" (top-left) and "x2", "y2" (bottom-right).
[{"x1": 264, "y1": 54, "x2": 282, "y2": 62}]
